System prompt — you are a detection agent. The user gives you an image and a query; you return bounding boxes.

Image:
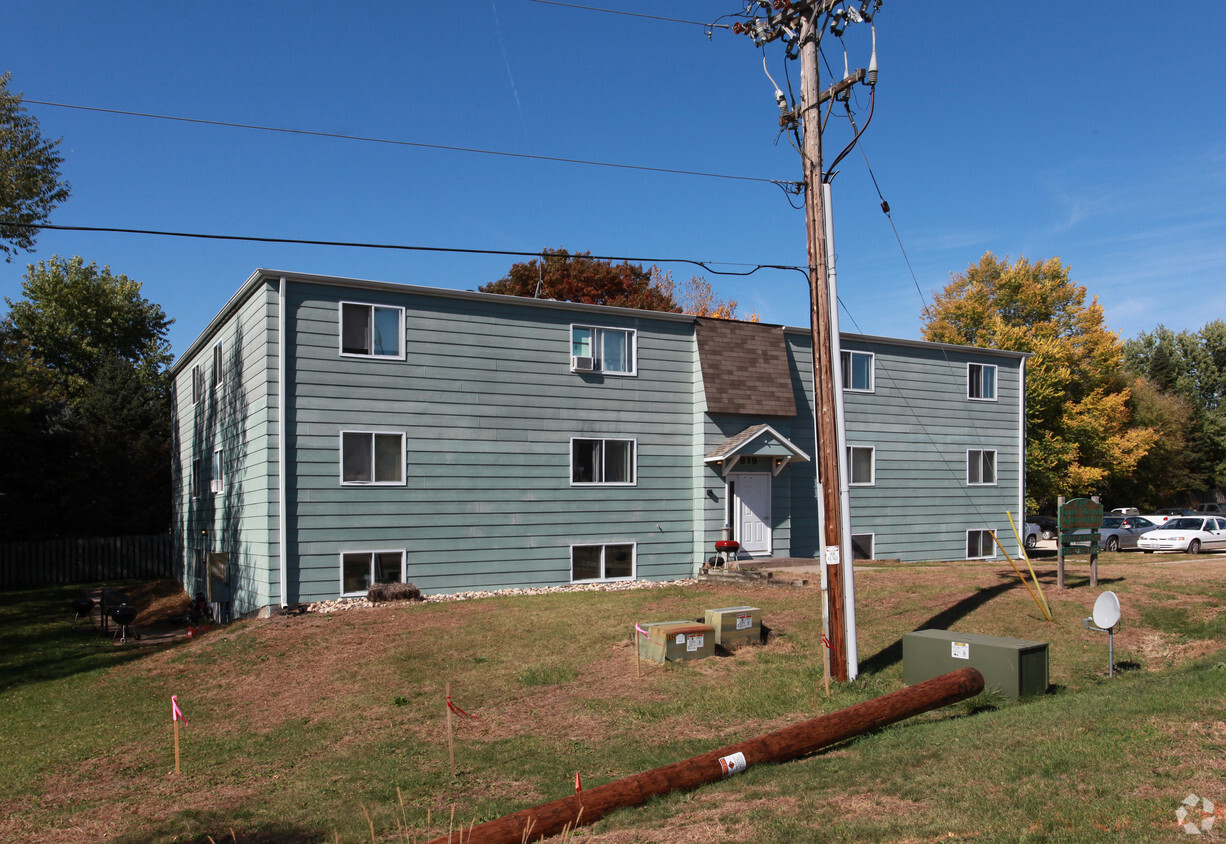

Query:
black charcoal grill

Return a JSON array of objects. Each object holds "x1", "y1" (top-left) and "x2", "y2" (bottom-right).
[
  {"x1": 72, "y1": 596, "x2": 95, "y2": 628},
  {"x1": 109, "y1": 604, "x2": 138, "y2": 644}
]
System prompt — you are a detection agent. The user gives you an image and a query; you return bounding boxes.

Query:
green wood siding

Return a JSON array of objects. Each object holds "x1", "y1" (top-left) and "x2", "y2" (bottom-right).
[
  {"x1": 285, "y1": 283, "x2": 700, "y2": 599},
  {"x1": 839, "y1": 337, "x2": 1025, "y2": 562}
]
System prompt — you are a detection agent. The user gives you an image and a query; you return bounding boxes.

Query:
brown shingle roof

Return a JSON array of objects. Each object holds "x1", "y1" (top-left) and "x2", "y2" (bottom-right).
[{"x1": 695, "y1": 318, "x2": 797, "y2": 416}]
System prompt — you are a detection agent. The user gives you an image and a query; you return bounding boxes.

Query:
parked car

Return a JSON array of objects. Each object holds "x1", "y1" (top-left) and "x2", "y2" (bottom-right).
[
  {"x1": 1023, "y1": 522, "x2": 1042, "y2": 549},
  {"x1": 1137, "y1": 516, "x2": 1226, "y2": 554},
  {"x1": 1070, "y1": 515, "x2": 1159, "y2": 552},
  {"x1": 1194, "y1": 503, "x2": 1226, "y2": 515},
  {"x1": 1110, "y1": 507, "x2": 1141, "y2": 516},
  {"x1": 1027, "y1": 515, "x2": 1057, "y2": 540},
  {"x1": 1146, "y1": 507, "x2": 1195, "y2": 525}
]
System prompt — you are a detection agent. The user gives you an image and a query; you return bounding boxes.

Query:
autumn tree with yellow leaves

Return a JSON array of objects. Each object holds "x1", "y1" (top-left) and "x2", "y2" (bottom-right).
[{"x1": 922, "y1": 253, "x2": 1155, "y2": 511}]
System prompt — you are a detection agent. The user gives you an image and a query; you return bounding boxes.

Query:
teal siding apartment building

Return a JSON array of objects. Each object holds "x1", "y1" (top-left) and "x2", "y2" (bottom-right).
[{"x1": 172, "y1": 270, "x2": 1027, "y2": 616}]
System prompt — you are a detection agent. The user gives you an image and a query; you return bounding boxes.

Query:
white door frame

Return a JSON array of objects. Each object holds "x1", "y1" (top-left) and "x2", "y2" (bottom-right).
[{"x1": 732, "y1": 472, "x2": 772, "y2": 557}]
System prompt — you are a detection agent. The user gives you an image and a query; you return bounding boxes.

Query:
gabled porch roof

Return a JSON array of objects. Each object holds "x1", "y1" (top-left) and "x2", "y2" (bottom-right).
[{"x1": 704, "y1": 424, "x2": 811, "y2": 477}]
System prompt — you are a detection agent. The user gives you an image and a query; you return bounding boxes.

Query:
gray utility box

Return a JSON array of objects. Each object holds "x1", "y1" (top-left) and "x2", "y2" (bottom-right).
[
  {"x1": 704, "y1": 606, "x2": 762, "y2": 648},
  {"x1": 903, "y1": 629, "x2": 1049, "y2": 699}
]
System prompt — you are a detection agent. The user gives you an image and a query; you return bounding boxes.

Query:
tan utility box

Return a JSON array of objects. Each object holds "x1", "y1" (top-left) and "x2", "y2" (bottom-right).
[
  {"x1": 635, "y1": 620, "x2": 715, "y2": 663},
  {"x1": 704, "y1": 606, "x2": 762, "y2": 648}
]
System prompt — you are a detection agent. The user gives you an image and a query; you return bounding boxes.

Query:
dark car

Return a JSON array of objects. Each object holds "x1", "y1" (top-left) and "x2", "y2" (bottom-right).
[{"x1": 1028, "y1": 515, "x2": 1058, "y2": 540}]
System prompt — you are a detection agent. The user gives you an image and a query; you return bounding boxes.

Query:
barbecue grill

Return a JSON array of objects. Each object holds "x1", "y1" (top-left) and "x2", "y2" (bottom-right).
[
  {"x1": 72, "y1": 596, "x2": 95, "y2": 628},
  {"x1": 109, "y1": 604, "x2": 138, "y2": 644}
]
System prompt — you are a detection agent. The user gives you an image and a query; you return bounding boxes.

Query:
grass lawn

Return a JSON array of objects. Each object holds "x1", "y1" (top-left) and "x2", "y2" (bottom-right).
[{"x1": 1, "y1": 553, "x2": 1224, "y2": 842}]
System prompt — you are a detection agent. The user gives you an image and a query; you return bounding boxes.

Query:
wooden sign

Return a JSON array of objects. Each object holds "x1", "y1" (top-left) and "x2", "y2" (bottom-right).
[{"x1": 1058, "y1": 498, "x2": 1103, "y2": 531}]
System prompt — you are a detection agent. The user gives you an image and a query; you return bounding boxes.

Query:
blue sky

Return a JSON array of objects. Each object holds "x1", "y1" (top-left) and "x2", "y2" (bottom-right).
[{"x1": 3, "y1": 1, "x2": 1224, "y2": 358}]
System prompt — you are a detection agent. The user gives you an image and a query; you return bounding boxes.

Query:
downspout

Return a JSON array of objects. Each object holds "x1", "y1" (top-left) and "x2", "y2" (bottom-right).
[
  {"x1": 278, "y1": 276, "x2": 288, "y2": 608},
  {"x1": 1018, "y1": 355, "x2": 1027, "y2": 546},
  {"x1": 824, "y1": 182, "x2": 858, "y2": 680}
]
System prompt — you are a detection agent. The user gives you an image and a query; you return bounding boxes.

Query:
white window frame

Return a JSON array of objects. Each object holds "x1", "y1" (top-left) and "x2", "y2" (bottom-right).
[
  {"x1": 570, "y1": 324, "x2": 637, "y2": 376},
  {"x1": 191, "y1": 364, "x2": 204, "y2": 404},
  {"x1": 570, "y1": 541, "x2": 636, "y2": 584},
  {"x1": 846, "y1": 445, "x2": 875, "y2": 487},
  {"x1": 850, "y1": 533, "x2": 875, "y2": 561},
  {"x1": 570, "y1": 437, "x2": 638, "y2": 486},
  {"x1": 210, "y1": 448, "x2": 224, "y2": 494},
  {"x1": 339, "y1": 301, "x2": 406, "y2": 360},
  {"x1": 841, "y1": 350, "x2": 875, "y2": 392},
  {"x1": 968, "y1": 362, "x2": 998, "y2": 401},
  {"x1": 967, "y1": 449, "x2": 997, "y2": 486},
  {"x1": 340, "y1": 430, "x2": 406, "y2": 486},
  {"x1": 967, "y1": 529, "x2": 997, "y2": 560},
  {"x1": 339, "y1": 549, "x2": 406, "y2": 597},
  {"x1": 213, "y1": 341, "x2": 224, "y2": 387}
]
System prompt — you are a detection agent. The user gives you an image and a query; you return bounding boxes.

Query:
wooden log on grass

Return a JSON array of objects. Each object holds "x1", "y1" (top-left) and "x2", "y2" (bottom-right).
[{"x1": 421, "y1": 667, "x2": 984, "y2": 844}]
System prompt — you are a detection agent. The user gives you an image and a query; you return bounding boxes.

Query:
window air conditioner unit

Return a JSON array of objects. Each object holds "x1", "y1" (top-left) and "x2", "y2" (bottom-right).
[{"x1": 571, "y1": 355, "x2": 595, "y2": 372}]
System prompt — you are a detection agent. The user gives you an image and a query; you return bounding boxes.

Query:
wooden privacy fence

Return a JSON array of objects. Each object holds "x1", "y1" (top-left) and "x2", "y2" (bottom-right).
[{"x1": 0, "y1": 534, "x2": 175, "y2": 589}]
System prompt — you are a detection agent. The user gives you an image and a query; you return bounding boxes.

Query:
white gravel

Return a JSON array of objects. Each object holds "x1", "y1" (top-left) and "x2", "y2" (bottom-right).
[{"x1": 306, "y1": 578, "x2": 700, "y2": 614}]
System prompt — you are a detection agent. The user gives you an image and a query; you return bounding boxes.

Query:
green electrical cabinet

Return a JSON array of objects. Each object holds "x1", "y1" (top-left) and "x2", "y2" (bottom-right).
[
  {"x1": 903, "y1": 629, "x2": 1049, "y2": 699},
  {"x1": 703, "y1": 606, "x2": 762, "y2": 648}
]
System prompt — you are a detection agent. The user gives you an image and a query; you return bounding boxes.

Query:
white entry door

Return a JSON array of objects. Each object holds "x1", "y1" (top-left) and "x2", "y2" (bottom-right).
[{"x1": 736, "y1": 473, "x2": 772, "y2": 556}]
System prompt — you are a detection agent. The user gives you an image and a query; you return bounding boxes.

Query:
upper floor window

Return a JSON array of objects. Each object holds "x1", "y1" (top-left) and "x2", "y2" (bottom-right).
[
  {"x1": 968, "y1": 363, "x2": 997, "y2": 401},
  {"x1": 571, "y1": 437, "x2": 636, "y2": 485},
  {"x1": 967, "y1": 449, "x2": 997, "y2": 485},
  {"x1": 571, "y1": 325, "x2": 636, "y2": 375},
  {"x1": 341, "y1": 431, "x2": 405, "y2": 485},
  {"x1": 210, "y1": 448, "x2": 224, "y2": 494},
  {"x1": 341, "y1": 302, "x2": 404, "y2": 359},
  {"x1": 213, "y1": 341, "x2": 224, "y2": 386},
  {"x1": 847, "y1": 445, "x2": 875, "y2": 486},
  {"x1": 191, "y1": 364, "x2": 204, "y2": 404},
  {"x1": 841, "y1": 350, "x2": 874, "y2": 392}
]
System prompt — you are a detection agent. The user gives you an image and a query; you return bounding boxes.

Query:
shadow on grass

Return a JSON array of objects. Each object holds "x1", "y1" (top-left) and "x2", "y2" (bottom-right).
[
  {"x1": 859, "y1": 576, "x2": 1023, "y2": 675},
  {"x1": 0, "y1": 582, "x2": 158, "y2": 693},
  {"x1": 112, "y1": 817, "x2": 330, "y2": 844}
]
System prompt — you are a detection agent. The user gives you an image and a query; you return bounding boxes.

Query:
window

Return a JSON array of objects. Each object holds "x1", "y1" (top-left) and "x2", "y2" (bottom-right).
[
  {"x1": 851, "y1": 534, "x2": 875, "y2": 561},
  {"x1": 340, "y1": 302, "x2": 404, "y2": 358},
  {"x1": 571, "y1": 325, "x2": 636, "y2": 374},
  {"x1": 967, "y1": 449, "x2": 997, "y2": 485},
  {"x1": 191, "y1": 457, "x2": 203, "y2": 499},
  {"x1": 968, "y1": 363, "x2": 997, "y2": 401},
  {"x1": 210, "y1": 449, "x2": 224, "y2": 494},
  {"x1": 191, "y1": 364, "x2": 204, "y2": 404},
  {"x1": 846, "y1": 445, "x2": 875, "y2": 486},
  {"x1": 341, "y1": 550, "x2": 405, "y2": 596},
  {"x1": 841, "y1": 350, "x2": 874, "y2": 392},
  {"x1": 341, "y1": 432, "x2": 405, "y2": 485},
  {"x1": 571, "y1": 438, "x2": 636, "y2": 485},
  {"x1": 571, "y1": 542, "x2": 635, "y2": 583},
  {"x1": 967, "y1": 529, "x2": 997, "y2": 559},
  {"x1": 213, "y1": 342, "x2": 224, "y2": 386}
]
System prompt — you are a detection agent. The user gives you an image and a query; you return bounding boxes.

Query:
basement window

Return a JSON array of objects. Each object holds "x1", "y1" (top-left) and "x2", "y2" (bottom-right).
[
  {"x1": 341, "y1": 550, "x2": 405, "y2": 596},
  {"x1": 571, "y1": 542, "x2": 635, "y2": 583},
  {"x1": 966, "y1": 529, "x2": 997, "y2": 560}
]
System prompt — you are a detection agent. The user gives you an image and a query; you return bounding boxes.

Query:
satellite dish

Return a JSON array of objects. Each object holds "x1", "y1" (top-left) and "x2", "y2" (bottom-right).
[{"x1": 1092, "y1": 591, "x2": 1121, "y2": 630}]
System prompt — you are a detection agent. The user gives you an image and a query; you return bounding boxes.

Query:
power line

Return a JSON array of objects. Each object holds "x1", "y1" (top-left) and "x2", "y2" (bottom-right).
[
  {"x1": 526, "y1": 0, "x2": 732, "y2": 30},
  {"x1": 24, "y1": 99, "x2": 797, "y2": 190},
  {"x1": 0, "y1": 220, "x2": 803, "y2": 278}
]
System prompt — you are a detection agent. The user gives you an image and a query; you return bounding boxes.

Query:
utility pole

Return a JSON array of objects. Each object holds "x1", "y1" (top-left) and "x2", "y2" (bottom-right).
[{"x1": 734, "y1": 1, "x2": 878, "y2": 682}]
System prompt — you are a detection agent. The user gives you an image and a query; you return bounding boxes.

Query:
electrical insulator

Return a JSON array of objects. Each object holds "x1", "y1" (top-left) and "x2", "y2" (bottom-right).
[{"x1": 867, "y1": 25, "x2": 878, "y2": 85}]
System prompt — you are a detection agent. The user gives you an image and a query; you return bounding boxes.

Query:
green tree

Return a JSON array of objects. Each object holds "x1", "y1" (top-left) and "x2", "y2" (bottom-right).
[
  {"x1": 6, "y1": 256, "x2": 172, "y2": 398},
  {"x1": 922, "y1": 253, "x2": 1155, "y2": 510},
  {"x1": 0, "y1": 72, "x2": 71, "y2": 260},
  {"x1": 1, "y1": 257, "x2": 173, "y2": 539},
  {"x1": 480, "y1": 248, "x2": 681, "y2": 312},
  {"x1": 1125, "y1": 320, "x2": 1226, "y2": 495}
]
